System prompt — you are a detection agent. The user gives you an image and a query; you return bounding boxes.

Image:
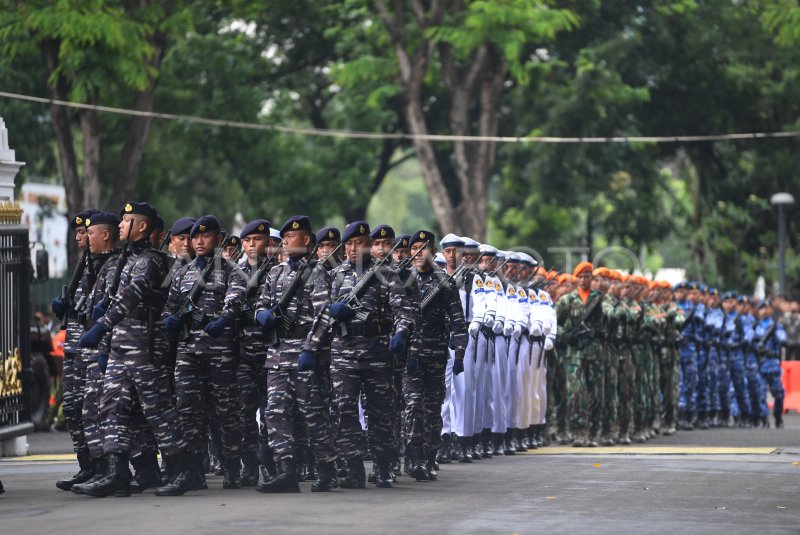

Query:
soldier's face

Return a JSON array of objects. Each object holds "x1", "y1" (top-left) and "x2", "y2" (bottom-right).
[
  {"x1": 576, "y1": 272, "x2": 592, "y2": 291},
  {"x1": 150, "y1": 229, "x2": 165, "y2": 249},
  {"x1": 463, "y1": 251, "x2": 479, "y2": 265},
  {"x1": 393, "y1": 248, "x2": 410, "y2": 262},
  {"x1": 758, "y1": 306, "x2": 771, "y2": 319},
  {"x1": 345, "y1": 236, "x2": 371, "y2": 264},
  {"x1": 371, "y1": 238, "x2": 393, "y2": 260},
  {"x1": 86, "y1": 225, "x2": 110, "y2": 252},
  {"x1": 722, "y1": 298, "x2": 736, "y2": 313},
  {"x1": 318, "y1": 240, "x2": 339, "y2": 262},
  {"x1": 282, "y1": 231, "x2": 311, "y2": 257},
  {"x1": 687, "y1": 289, "x2": 700, "y2": 304},
  {"x1": 410, "y1": 243, "x2": 434, "y2": 271},
  {"x1": 243, "y1": 234, "x2": 267, "y2": 261},
  {"x1": 171, "y1": 234, "x2": 192, "y2": 258},
  {"x1": 268, "y1": 238, "x2": 281, "y2": 256},
  {"x1": 478, "y1": 256, "x2": 495, "y2": 271},
  {"x1": 674, "y1": 288, "x2": 686, "y2": 301},
  {"x1": 192, "y1": 231, "x2": 220, "y2": 257},
  {"x1": 442, "y1": 246, "x2": 462, "y2": 269},
  {"x1": 75, "y1": 226, "x2": 88, "y2": 248}
]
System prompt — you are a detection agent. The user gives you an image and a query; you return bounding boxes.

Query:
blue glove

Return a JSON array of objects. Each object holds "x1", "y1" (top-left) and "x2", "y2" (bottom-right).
[
  {"x1": 297, "y1": 350, "x2": 316, "y2": 372},
  {"x1": 97, "y1": 355, "x2": 109, "y2": 374},
  {"x1": 453, "y1": 359, "x2": 465, "y2": 376},
  {"x1": 329, "y1": 302, "x2": 356, "y2": 321},
  {"x1": 204, "y1": 315, "x2": 229, "y2": 338},
  {"x1": 163, "y1": 315, "x2": 184, "y2": 335},
  {"x1": 51, "y1": 297, "x2": 65, "y2": 317},
  {"x1": 256, "y1": 309, "x2": 277, "y2": 331},
  {"x1": 79, "y1": 324, "x2": 108, "y2": 348},
  {"x1": 406, "y1": 357, "x2": 418, "y2": 374},
  {"x1": 448, "y1": 335, "x2": 456, "y2": 350},
  {"x1": 389, "y1": 331, "x2": 408, "y2": 355},
  {"x1": 91, "y1": 299, "x2": 108, "y2": 321}
]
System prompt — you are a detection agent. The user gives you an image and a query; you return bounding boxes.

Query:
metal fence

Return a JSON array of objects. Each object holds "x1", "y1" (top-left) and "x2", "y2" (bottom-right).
[{"x1": 0, "y1": 225, "x2": 32, "y2": 438}]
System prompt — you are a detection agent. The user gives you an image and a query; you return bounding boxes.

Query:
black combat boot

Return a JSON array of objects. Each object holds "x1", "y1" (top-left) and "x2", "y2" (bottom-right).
[
  {"x1": 155, "y1": 450, "x2": 206, "y2": 496},
  {"x1": 437, "y1": 434, "x2": 451, "y2": 464},
  {"x1": 482, "y1": 429, "x2": 493, "y2": 458},
  {"x1": 223, "y1": 458, "x2": 242, "y2": 489},
  {"x1": 339, "y1": 456, "x2": 366, "y2": 489},
  {"x1": 303, "y1": 449, "x2": 318, "y2": 482},
  {"x1": 255, "y1": 458, "x2": 301, "y2": 493},
  {"x1": 697, "y1": 411, "x2": 710, "y2": 430},
  {"x1": 311, "y1": 460, "x2": 338, "y2": 492},
  {"x1": 685, "y1": 412, "x2": 695, "y2": 431},
  {"x1": 774, "y1": 397, "x2": 784, "y2": 429},
  {"x1": 424, "y1": 448, "x2": 439, "y2": 482},
  {"x1": 240, "y1": 451, "x2": 259, "y2": 487},
  {"x1": 719, "y1": 409, "x2": 730, "y2": 428},
  {"x1": 408, "y1": 445, "x2": 428, "y2": 481},
  {"x1": 368, "y1": 462, "x2": 378, "y2": 484},
  {"x1": 504, "y1": 429, "x2": 516, "y2": 455},
  {"x1": 374, "y1": 454, "x2": 394, "y2": 488},
  {"x1": 709, "y1": 410, "x2": 719, "y2": 427},
  {"x1": 130, "y1": 451, "x2": 162, "y2": 493},
  {"x1": 71, "y1": 456, "x2": 108, "y2": 494},
  {"x1": 81, "y1": 453, "x2": 131, "y2": 497},
  {"x1": 515, "y1": 429, "x2": 528, "y2": 452},
  {"x1": 456, "y1": 436, "x2": 472, "y2": 463},
  {"x1": 259, "y1": 445, "x2": 277, "y2": 480},
  {"x1": 467, "y1": 436, "x2": 481, "y2": 461},
  {"x1": 492, "y1": 433, "x2": 505, "y2": 456},
  {"x1": 56, "y1": 450, "x2": 94, "y2": 491}
]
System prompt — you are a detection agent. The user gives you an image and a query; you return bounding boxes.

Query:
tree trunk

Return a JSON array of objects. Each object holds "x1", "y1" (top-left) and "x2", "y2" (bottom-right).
[{"x1": 79, "y1": 89, "x2": 101, "y2": 209}]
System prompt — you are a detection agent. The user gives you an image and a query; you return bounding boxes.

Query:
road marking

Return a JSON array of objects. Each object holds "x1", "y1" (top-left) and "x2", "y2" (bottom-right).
[{"x1": 522, "y1": 446, "x2": 778, "y2": 455}]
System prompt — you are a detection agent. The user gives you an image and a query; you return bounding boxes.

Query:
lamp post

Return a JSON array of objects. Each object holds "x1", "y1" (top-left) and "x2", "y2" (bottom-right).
[{"x1": 770, "y1": 192, "x2": 795, "y2": 297}]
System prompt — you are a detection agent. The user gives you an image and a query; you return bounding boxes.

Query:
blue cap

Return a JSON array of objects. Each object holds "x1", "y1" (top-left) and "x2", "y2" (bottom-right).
[
  {"x1": 342, "y1": 221, "x2": 370, "y2": 243},
  {"x1": 120, "y1": 201, "x2": 158, "y2": 221},
  {"x1": 721, "y1": 290, "x2": 738, "y2": 301},
  {"x1": 409, "y1": 230, "x2": 435, "y2": 248},
  {"x1": 316, "y1": 226, "x2": 340, "y2": 244},
  {"x1": 190, "y1": 215, "x2": 222, "y2": 237},
  {"x1": 71, "y1": 209, "x2": 99, "y2": 230},
  {"x1": 280, "y1": 215, "x2": 312, "y2": 238},
  {"x1": 153, "y1": 215, "x2": 165, "y2": 231},
  {"x1": 240, "y1": 219, "x2": 271, "y2": 239},
  {"x1": 395, "y1": 234, "x2": 411, "y2": 249},
  {"x1": 371, "y1": 224, "x2": 395, "y2": 240},
  {"x1": 170, "y1": 217, "x2": 196, "y2": 236},
  {"x1": 85, "y1": 211, "x2": 120, "y2": 228},
  {"x1": 708, "y1": 287, "x2": 719, "y2": 297}
]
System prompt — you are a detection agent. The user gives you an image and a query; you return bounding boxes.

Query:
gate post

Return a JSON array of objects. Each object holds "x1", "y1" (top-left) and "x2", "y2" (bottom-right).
[{"x1": 0, "y1": 116, "x2": 25, "y2": 201}]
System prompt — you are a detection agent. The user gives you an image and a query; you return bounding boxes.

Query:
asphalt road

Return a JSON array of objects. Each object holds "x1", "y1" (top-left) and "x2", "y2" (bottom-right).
[{"x1": 2, "y1": 415, "x2": 799, "y2": 535}]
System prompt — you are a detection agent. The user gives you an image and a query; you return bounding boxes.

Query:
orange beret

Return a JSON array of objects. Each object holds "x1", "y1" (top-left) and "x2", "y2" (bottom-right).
[
  {"x1": 593, "y1": 267, "x2": 611, "y2": 278},
  {"x1": 557, "y1": 273, "x2": 572, "y2": 284},
  {"x1": 573, "y1": 261, "x2": 593, "y2": 277},
  {"x1": 637, "y1": 276, "x2": 650, "y2": 286},
  {"x1": 648, "y1": 280, "x2": 660, "y2": 290},
  {"x1": 610, "y1": 270, "x2": 624, "y2": 281},
  {"x1": 535, "y1": 266, "x2": 547, "y2": 276},
  {"x1": 545, "y1": 270, "x2": 559, "y2": 281},
  {"x1": 620, "y1": 273, "x2": 631, "y2": 283}
]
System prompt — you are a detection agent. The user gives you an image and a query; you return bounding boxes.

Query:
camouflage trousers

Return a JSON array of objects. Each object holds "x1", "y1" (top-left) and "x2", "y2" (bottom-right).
[
  {"x1": 601, "y1": 348, "x2": 619, "y2": 438},
  {"x1": 633, "y1": 345, "x2": 651, "y2": 432},
  {"x1": 83, "y1": 360, "x2": 105, "y2": 459},
  {"x1": 729, "y1": 357, "x2": 751, "y2": 417},
  {"x1": 565, "y1": 354, "x2": 603, "y2": 438},
  {"x1": 695, "y1": 347, "x2": 710, "y2": 414},
  {"x1": 745, "y1": 356, "x2": 767, "y2": 419},
  {"x1": 617, "y1": 347, "x2": 636, "y2": 439},
  {"x1": 265, "y1": 363, "x2": 337, "y2": 464},
  {"x1": 402, "y1": 348, "x2": 447, "y2": 450},
  {"x1": 659, "y1": 347, "x2": 679, "y2": 427},
  {"x1": 716, "y1": 353, "x2": 731, "y2": 417},
  {"x1": 62, "y1": 352, "x2": 88, "y2": 454},
  {"x1": 237, "y1": 359, "x2": 268, "y2": 457},
  {"x1": 547, "y1": 347, "x2": 568, "y2": 436},
  {"x1": 391, "y1": 366, "x2": 405, "y2": 456},
  {"x1": 100, "y1": 348, "x2": 186, "y2": 456},
  {"x1": 174, "y1": 351, "x2": 240, "y2": 462},
  {"x1": 678, "y1": 344, "x2": 698, "y2": 413},
  {"x1": 332, "y1": 364, "x2": 395, "y2": 460}
]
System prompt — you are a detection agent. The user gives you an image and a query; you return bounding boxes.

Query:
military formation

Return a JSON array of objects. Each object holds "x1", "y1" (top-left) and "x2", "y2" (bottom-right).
[{"x1": 47, "y1": 201, "x2": 791, "y2": 497}]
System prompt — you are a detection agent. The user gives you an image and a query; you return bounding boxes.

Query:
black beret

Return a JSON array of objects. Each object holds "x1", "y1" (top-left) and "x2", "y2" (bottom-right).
[
  {"x1": 153, "y1": 215, "x2": 165, "y2": 231},
  {"x1": 120, "y1": 201, "x2": 158, "y2": 221},
  {"x1": 370, "y1": 224, "x2": 395, "y2": 240},
  {"x1": 190, "y1": 215, "x2": 222, "y2": 238},
  {"x1": 342, "y1": 221, "x2": 370, "y2": 243},
  {"x1": 316, "y1": 226, "x2": 340, "y2": 244},
  {"x1": 240, "y1": 219, "x2": 271, "y2": 239},
  {"x1": 395, "y1": 234, "x2": 411, "y2": 249},
  {"x1": 409, "y1": 230, "x2": 435, "y2": 248},
  {"x1": 85, "y1": 211, "x2": 120, "y2": 228},
  {"x1": 70, "y1": 208, "x2": 99, "y2": 230},
  {"x1": 170, "y1": 217, "x2": 196, "y2": 236},
  {"x1": 279, "y1": 215, "x2": 312, "y2": 238},
  {"x1": 223, "y1": 234, "x2": 240, "y2": 248}
]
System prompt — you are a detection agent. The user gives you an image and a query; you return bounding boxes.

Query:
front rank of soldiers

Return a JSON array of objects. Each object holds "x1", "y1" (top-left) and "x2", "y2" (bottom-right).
[{"x1": 49, "y1": 201, "x2": 791, "y2": 498}]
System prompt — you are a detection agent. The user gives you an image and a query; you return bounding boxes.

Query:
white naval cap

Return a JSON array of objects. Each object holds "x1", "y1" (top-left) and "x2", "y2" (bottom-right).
[
  {"x1": 440, "y1": 233, "x2": 465, "y2": 248},
  {"x1": 461, "y1": 236, "x2": 480, "y2": 249},
  {"x1": 518, "y1": 252, "x2": 537, "y2": 266},
  {"x1": 434, "y1": 252, "x2": 446, "y2": 265},
  {"x1": 269, "y1": 228, "x2": 282, "y2": 241},
  {"x1": 479, "y1": 244, "x2": 498, "y2": 257}
]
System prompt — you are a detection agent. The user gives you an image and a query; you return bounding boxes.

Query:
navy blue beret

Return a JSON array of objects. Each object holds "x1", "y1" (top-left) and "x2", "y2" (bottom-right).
[
  {"x1": 85, "y1": 211, "x2": 120, "y2": 228},
  {"x1": 240, "y1": 219, "x2": 271, "y2": 239},
  {"x1": 280, "y1": 215, "x2": 312, "y2": 238},
  {"x1": 721, "y1": 290, "x2": 738, "y2": 301},
  {"x1": 190, "y1": 215, "x2": 222, "y2": 237},
  {"x1": 70, "y1": 208, "x2": 99, "y2": 230},
  {"x1": 120, "y1": 201, "x2": 158, "y2": 222},
  {"x1": 395, "y1": 234, "x2": 411, "y2": 249},
  {"x1": 342, "y1": 221, "x2": 370, "y2": 243},
  {"x1": 170, "y1": 217, "x2": 196, "y2": 236},
  {"x1": 316, "y1": 226, "x2": 340, "y2": 244},
  {"x1": 409, "y1": 230, "x2": 435, "y2": 248},
  {"x1": 370, "y1": 224, "x2": 395, "y2": 240},
  {"x1": 153, "y1": 215, "x2": 165, "y2": 231},
  {"x1": 223, "y1": 234, "x2": 240, "y2": 248}
]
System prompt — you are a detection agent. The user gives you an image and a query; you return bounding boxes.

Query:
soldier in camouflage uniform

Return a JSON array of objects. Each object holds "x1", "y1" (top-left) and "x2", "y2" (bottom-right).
[
  {"x1": 660, "y1": 282, "x2": 685, "y2": 435},
  {"x1": 404, "y1": 231, "x2": 467, "y2": 481},
  {"x1": 252, "y1": 215, "x2": 339, "y2": 493},
  {"x1": 218, "y1": 219, "x2": 274, "y2": 486},
  {"x1": 325, "y1": 221, "x2": 414, "y2": 489},
  {"x1": 162, "y1": 215, "x2": 243, "y2": 489},
  {"x1": 556, "y1": 262, "x2": 614, "y2": 447},
  {"x1": 549, "y1": 273, "x2": 574, "y2": 444},
  {"x1": 78, "y1": 202, "x2": 200, "y2": 497},
  {"x1": 52, "y1": 208, "x2": 98, "y2": 490},
  {"x1": 591, "y1": 268, "x2": 620, "y2": 446}
]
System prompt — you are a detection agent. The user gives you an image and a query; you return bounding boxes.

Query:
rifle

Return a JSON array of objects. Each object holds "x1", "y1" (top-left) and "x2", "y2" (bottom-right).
[
  {"x1": 96, "y1": 219, "x2": 135, "y2": 315},
  {"x1": 755, "y1": 320, "x2": 777, "y2": 361},
  {"x1": 74, "y1": 234, "x2": 95, "y2": 319},
  {"x1": 59, "y1": 240, "x2": 90, "y2": 328},
  {"x1": 394, "y1": 243, "x2": 427, "y2": 272},
  {"x1": 565, "y1": 292, "x2": 604, "y2": 342},
  {"x1": 268, "y1": 244, "x2": 321, "y2": 344},
  {"x1": 420, "y1": 257, "x2": 481, "y2": 313},
  {"x1": 481, "y1": 257, "x2": 510, "y2": 279},
  {"x1": 334, "y1": 241, "x2": 403, "y2": 337},
  {"x1": 172, "y1": 246, "x2": 226, "y2": 339},
  {"x1": 158, "y1": 229, "x2": 172, "y2": 252}
]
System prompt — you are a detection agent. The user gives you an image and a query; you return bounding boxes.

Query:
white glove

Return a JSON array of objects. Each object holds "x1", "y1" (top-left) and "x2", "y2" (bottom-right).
[
  {"x1": 544, "y1": 338, "x2": 554, "y2": 351},
  {"x1": 543, "y1": 323, "x2": 552, "y2": 335},
  {"x1": 483, "y1": 315, "x2": 495, "y2": 331},
  {"x1": 468, "y1": 321, "x2": 481, "y2": 338},
  {"x1": 512, "y1": 324, "x2": 523, "y2": 340},
  {"x1": 531, "y1": 323, "x2": 543, "y2": 337},
  {"x1": 503, "y1": 323, "x2": 514, "y2": 337},
  {"x1": 492, "y1": 320, "x2": 504, "y2": 335}
]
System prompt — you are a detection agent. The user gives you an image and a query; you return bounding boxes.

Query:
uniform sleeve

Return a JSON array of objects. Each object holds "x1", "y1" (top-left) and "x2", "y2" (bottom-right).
[
  {"x1": 446, "y1": 282, "x2": 468, "y2": 352},
  {"x1": 161, "y1": 264, "x2": 187, "y2": 320},
  {"x1": 483, "y1": 278, "x2": 498, "y2": 323},
  {"x1": 470, "y1": 274, "x2": 486, "y2": 323},
  {"x1": 388, "y1": 268, "x2": 414, "y2": 335},
  {"x1": 223, "y1": 267, "x2": 248, "y2": 316},
  {"x1": 556, "y1": 294, "x2": 571, "y2": 337},
  {"x1": 255, "y1": 266, "x2": 280, "y2": 315},
  {"x1": 303, "y1": 265, "x2": 333, "y2": 352},
  {"x1": 776, "y1": 324, "x2": 788, "y2": 346},
  {"x1": 98, "y1": 253, "x2": 163, "y2": 330},
  {"x1": 504, "y1": 284, "x2": 517, "y2": 326}
]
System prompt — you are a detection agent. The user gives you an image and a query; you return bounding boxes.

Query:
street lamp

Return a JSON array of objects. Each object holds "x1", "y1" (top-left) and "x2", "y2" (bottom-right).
[{"x1": 770, "y1": 192, "x2": 795, "y2": 297}]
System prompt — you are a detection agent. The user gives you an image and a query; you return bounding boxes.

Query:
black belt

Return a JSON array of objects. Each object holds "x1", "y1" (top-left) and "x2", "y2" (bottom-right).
[{"x1": 344, "y1": 320, "x2": 393, "y2": 337}]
